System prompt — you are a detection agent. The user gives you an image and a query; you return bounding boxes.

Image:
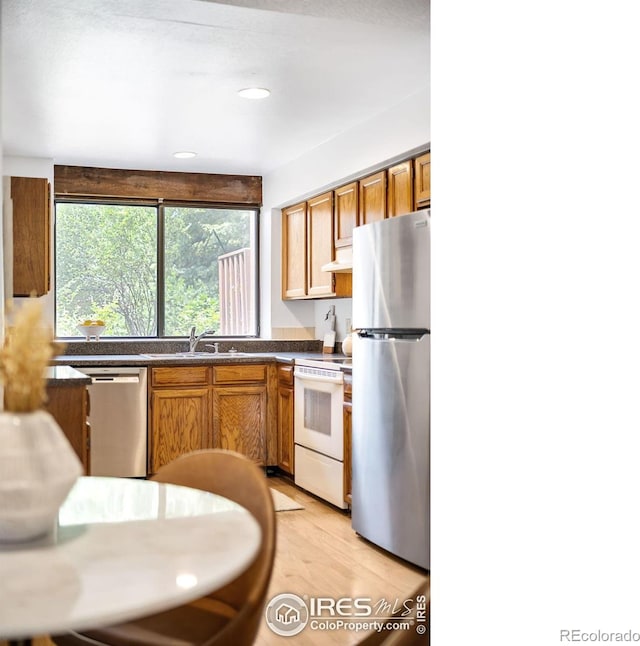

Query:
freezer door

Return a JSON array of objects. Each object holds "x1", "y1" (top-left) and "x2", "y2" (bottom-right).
[
  {"x1": 352, "y1": 211, "x2": 430, "y2": 331},
  {"x1": 351, "y1": 333, "x2": 429, "y2": 569}
]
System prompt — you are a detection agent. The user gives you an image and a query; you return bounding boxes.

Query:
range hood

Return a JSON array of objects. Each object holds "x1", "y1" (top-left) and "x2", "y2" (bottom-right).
[{"x1": 321, "y1": 247, "x2": 352, "y2": 273}]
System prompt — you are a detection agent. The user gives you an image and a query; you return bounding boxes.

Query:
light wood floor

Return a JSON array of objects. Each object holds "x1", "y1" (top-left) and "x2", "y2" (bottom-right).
[
  {"x1": 4, "y1": 476, "x2": 428, "y2": 646},
  {"x1": 259, "y1": 476, "x2": 428, "y2": 645}
]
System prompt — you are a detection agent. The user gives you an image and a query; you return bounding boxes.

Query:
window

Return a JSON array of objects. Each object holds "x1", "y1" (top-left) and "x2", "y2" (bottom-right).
[{"x1": 55, "y1": 202, "x2": 258, "y2": 338}]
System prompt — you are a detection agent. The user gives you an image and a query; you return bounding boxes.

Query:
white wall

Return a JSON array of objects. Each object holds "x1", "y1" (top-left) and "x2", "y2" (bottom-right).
[
  {"x1": 260, "y1": 87, "x2": 430, "y2": 340},
  {"x1": 2, "y1": 156, "x2": 55, "y2": 323}
]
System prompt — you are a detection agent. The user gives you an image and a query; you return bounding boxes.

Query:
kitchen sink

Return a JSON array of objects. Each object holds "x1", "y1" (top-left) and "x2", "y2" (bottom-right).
[{"x1": 141, "y1": 352, "x2": 248, "y2": 359}]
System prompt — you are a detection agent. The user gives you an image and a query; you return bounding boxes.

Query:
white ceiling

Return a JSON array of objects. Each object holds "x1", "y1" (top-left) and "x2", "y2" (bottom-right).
[{"x1": 1, "y1": 0, "x2": 429, "y2": 175}]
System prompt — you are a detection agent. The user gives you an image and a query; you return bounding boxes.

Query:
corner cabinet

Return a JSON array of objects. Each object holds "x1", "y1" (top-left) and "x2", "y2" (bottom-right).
[
  {"x1": 282, "y1": 194, "x2": 351, "y2": 300},
  {"x1": 11, "y1": 176, "x2": 51, "y2": 296},
  {"x1": 276, "y1": 363, "x2": 295, "y2": 475}
]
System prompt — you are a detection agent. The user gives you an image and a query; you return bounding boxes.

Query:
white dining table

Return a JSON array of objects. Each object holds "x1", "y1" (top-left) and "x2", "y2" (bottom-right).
[{"x1": 0, "y1": 476, "x2": 262, "y2": 642}]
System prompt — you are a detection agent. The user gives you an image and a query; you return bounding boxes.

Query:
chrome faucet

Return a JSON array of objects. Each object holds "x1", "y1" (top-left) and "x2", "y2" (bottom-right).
[{"x1": 188, "y1": 326, "x2": 216, "y2": 353}]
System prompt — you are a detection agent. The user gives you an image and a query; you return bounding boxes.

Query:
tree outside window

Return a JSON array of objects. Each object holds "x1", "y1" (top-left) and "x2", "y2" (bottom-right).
[{"x1": 55, "y1": 202, "x2": 258, "y2": 338}]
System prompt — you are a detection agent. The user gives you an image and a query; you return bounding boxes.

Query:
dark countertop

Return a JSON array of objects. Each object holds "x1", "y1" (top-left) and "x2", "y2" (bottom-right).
[
  {"x1": 46, "y1": 365, "x2": 92, "y2": 386},
  {"x1": 54, "y1": 339, "x2": 323, "y2": 356},
  {"x1": 50, "y1": 339, "x2": 340, "y2": 368},
  {"x1": 47, "y1": 352, "x2": 354, "y2": 387},
  {"x1": 50, "y1": 351, "x2": 348, "y2": 368}
]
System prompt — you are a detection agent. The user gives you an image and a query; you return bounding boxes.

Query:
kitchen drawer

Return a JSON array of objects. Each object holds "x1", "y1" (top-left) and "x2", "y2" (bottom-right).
[
  {"x1": 151, "y1": 366, "x2": 210, "y2": 387},
  {"x1": 295, "y1": 445, "x2": 346, "y2": 509},
  {"x1": 213, "y1": 364, "x2": 267, "y2": 384},
  {"x1": 277, "y1": 364, "x2": 294, "y2": 387}
]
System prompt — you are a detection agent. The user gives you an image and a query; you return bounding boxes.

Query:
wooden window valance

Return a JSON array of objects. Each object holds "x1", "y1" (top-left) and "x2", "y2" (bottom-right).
[{"x1": 54, "y1": 165, "x2": 262, "y2": 206}]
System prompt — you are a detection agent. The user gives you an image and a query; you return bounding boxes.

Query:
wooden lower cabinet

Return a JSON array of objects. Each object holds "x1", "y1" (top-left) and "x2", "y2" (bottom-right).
[
  {"x1": 343, "y1": 371, "x2": 352, "y2": 505},
  {"x1": 149, "y1": 387, "x2": 210, "y2": 474},
  {"x1": 148, "y1": 364, "x2": 273, "y2": 473},
  {"x1": 149, "y1": 366, "x2": 211, "y2": 474},
  {"x1": 212, "y1": 386, "x2": 266, "y2": 464},
  {"x1": 45, "y1": 384, "x2": 90, "y2": 473},
  {"x1": 276, "y1": 363, "x2": 294, "y2": 475},
  {"x1": 212, "y1": 363, "x2": 268, "y2": 466}
]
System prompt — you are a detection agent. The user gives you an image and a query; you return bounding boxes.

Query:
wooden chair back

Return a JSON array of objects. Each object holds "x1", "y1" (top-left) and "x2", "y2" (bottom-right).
[{"x1": 151, "y1": 449, "x2": 276, "y2": 643}]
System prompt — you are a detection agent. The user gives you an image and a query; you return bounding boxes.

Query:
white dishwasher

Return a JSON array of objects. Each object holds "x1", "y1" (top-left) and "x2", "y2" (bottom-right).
[{"x1": 76, "y1": 367, "x2": 148, "y2": 477}]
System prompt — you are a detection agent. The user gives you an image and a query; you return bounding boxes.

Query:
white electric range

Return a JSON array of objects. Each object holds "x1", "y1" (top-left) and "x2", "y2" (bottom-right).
[{"x1": 293, "y1": 356, "x2": 352, "y2": 508}]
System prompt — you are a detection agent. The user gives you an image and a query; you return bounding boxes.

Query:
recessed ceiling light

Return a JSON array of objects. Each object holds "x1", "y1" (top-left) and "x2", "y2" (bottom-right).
[
  {"x1": 173, "y1": 151, "x2": 197, "y2": 159},
  {"x1": 238, "y1": 87, "x2": 271, "y2": 100}
]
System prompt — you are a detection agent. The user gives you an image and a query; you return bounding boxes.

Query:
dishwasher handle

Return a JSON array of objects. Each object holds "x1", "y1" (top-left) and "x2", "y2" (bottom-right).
[{"x1": 90, "y1": 375, "x2": 140, "y2": 384}]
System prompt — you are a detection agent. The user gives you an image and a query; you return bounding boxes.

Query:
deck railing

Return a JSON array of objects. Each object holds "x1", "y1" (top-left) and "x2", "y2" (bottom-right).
[{"x1": 218, "y1": 248, "x2": 253, "y2": 335}]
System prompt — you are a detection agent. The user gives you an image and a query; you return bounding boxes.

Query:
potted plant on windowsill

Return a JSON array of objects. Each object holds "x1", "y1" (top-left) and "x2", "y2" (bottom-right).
[{"x1": 0, "y1": 300, "x2": 83, "y2": 542}]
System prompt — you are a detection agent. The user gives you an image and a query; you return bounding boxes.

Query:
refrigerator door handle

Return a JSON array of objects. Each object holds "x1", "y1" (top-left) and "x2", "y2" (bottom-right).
[{"x1": 356, "y1": 330, "x2": 429, "y2": 341}]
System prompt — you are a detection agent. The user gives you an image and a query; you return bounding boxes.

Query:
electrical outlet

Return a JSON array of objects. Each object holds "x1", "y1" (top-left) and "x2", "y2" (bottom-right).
[{"x1": 346, "y1": 317, "x2": 351, "y2": 333}]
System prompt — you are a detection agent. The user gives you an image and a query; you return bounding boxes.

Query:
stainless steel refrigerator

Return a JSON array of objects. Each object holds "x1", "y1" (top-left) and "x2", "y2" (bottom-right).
[{"x1": 351, "y1": 210, "x2": 430, "y2": 570}]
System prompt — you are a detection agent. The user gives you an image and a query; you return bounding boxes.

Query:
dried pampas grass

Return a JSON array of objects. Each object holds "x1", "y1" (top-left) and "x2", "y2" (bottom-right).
[{"x1": 0, "y1": 299, "x2": 63, "y2": 412}]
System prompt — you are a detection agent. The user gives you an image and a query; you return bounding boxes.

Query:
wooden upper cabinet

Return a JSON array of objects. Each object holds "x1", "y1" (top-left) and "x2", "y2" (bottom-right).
[
  {"x1": 387, "y1": 161, "x2": 414, "y2": 218},
  {"x1": 306, "y1": 191, "x2": 335, "y2": 297},
  {"x1": 359, "y1": 171, "x2": 387, "y2": 226},
  {"x1": 281, "y1": 202, "x2": 307, "y2": 299},
  {"x1": 11, "y1": 177, "x2": 51, "y2": 296},
  {"x1": 334, "y1": 181, "x2": 358, "y2": 248},
  {"x1": 281, "y1": 152, "x2": 430, "y2": 301},
  {"x1": 414, "y1": 151, "x2": 431, "y2": 209},
  {"x1": 282, "y1": 194, "x2": 350, "y2": 301}
]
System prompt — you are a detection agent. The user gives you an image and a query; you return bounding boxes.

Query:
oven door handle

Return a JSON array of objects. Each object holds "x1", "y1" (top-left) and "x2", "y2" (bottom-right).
[{"x1": 294, "y1": 370, "x2": 344, "y2": 384}]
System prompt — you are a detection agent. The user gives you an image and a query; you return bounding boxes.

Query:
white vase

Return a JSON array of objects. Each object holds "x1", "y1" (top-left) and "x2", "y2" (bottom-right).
[
  {"x1": 0, "y1": 410, "x2": 83, "y2": 542},
  {"x1": 342, "y1": 332, "x2": 354, "y2": 357}
]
